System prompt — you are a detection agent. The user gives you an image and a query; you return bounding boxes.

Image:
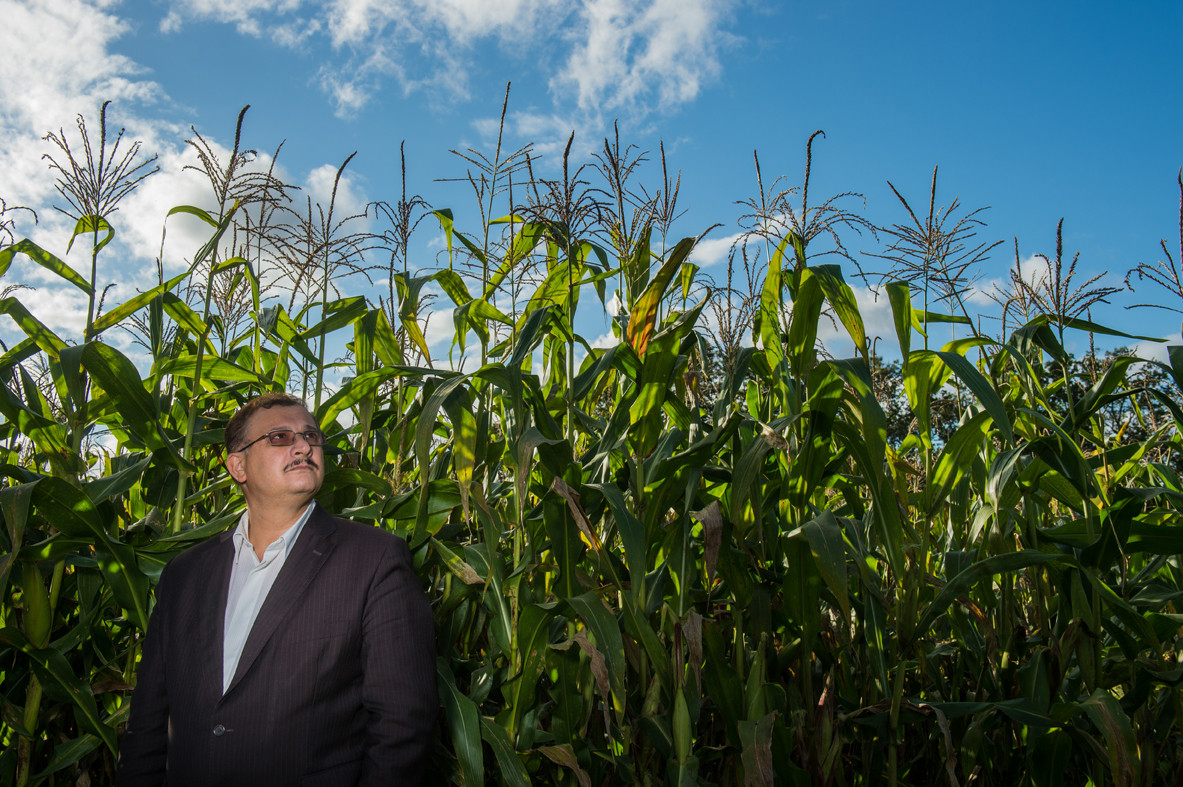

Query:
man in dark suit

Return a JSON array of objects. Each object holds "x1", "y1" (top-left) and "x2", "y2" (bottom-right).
[{"x1": 116, "y1": 392, "x2": 437, "y2": 786}]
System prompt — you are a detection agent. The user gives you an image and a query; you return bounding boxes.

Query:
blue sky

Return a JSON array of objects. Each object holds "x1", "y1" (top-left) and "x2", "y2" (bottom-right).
[{"x1": 1, "y1": 0, "x2": 1181, "y2": 363}]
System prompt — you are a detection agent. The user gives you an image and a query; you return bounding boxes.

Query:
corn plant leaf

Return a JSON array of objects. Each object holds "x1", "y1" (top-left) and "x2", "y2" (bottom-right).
[
  {"x1": 517, "y1": 260, "x2": 577, "y2": 329},
  {"x1": 33, "y1": 733, "x2": 103, "y2": 780},
  {"x1": 483, "y1": 220, "x2": 548, "y2": 300},
  {"x1": 0, "y1": 627, "x2": 117, "y2": 753},
  {"x1": 32, "y1": 477, "x2": 150, "y2": 631},
  {"x1": 413, "y1": 374, "x2": 469, "y2": 543},
  {"x1": 911, "y1": 550, "x2": 1066, "y2": 643},
  {"x1": 0, "y1": 367, "x2": 71, "y2": 460},
  {"x1": 626, "y1": 236, "x2": 696, "y2": 357},
  {"x1": 436, "y1": 659, "x2": 484, "y2": 787},
  {"x1": 434, "y1": 269, "x2": 474, "y2": 306},
  {"x1": 166, "y1": 204, "x2": 218, "y2": 227},
  {"x1": 1051, "y1": 314, "x2": 1162, "y2": 343},
  {"x1": 158, "y1": 355, "x2": 263, "y2": 384},
  {"x1": 787, "y1": 267, "x2": 825, "y2": 380},
  {"x1": 1067, "y1": 355, "x2": 1139, "y2": 430},
  {"x1": 90, "y1": 270, "x2": 189, "y2": 336},
  {"x1": 629, "y1": 298, "x2": 706, "y2": 456},
  {"x1": 299, "y1": 295, "x2": 367, "y2": 340},
  {"x1": 445, "y1": 398, "x2": 479, "y2": 521},
  {"x1": 161, "y1": 292, "x2": 210, "y2": 339},
  {"x1": 811, "y1": 264, "x2": 867, "y2": 357},
  {"x1": 886, "y1": 281, "x2": 914, "y2": 363},
  {"x1": 935, "y1": 349, "x2": 1014, "y2": 445},
  {"x1": 797, "y1": 510, "x2": 851, "y2": 620},
  {"x1": 84, "y1": 455, "x2": 151, "y2": 504},
  {"x1": 260, "y1": 304, "x2": 318, "y2": 364},
  {"x1": 916, "y1": 310, "x2": 973, "y2": 326},
  {"x1": 680, "y1": 261, "x2": 699, "y2": 301},
  {"x1": 0, "y1": 481, "x2": 34, "y2": 596},
  {"x1": 366, "y1": 307, "x2": 404, "y2": 369},
  {"x1": 452, "y1": 297, "x2": 511, "y2": 354},
  {"x1": 506, "y1": 603, "x2": 553, "y2": 742},
  {"x1": 1080, "y1": 689, "x2": 1140, "y2": 787},
  {"x1": 0, "y1": 297, "x2": 68, "y2": 358},
  {"x1": 0, "y1": 238, "x2": 93, "y2": 294},
  {"x1": 429, "y1": 537, "x2": 484, "y2": 585},
  {"x1": 925, "y1": 410, "x2": 993, "y2": 516},
  {"x1": 318, "y1": 367, "x2": 400, "y2": 426},
  {"x1": 537, "y1": 744, "x2": 591, "y2": 787},
  {"x1": 479, "y1": 718, "x2": 531, "y2": 787},
  {"x1": 738, "y1": 711, "x2": 777, "y2": 787},
  {"x1": 212, "y1": 255, "x2": 259, "y2": 310}
]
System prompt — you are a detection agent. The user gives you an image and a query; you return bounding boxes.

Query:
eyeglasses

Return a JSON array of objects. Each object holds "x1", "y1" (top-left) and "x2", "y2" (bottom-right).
[{"x1": 234, "y1": 428, "x2": 326, "y2": 452}]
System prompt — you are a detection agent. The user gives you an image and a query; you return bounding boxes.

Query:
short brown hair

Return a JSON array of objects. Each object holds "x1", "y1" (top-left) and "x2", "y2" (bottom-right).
[{"x1": 224, "y1": 392, "x2": 310, "y2": 452}]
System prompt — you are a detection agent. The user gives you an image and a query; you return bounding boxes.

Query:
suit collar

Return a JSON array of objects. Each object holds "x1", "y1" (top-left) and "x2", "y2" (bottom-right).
[{"x1": 199, "y1": 532, "x2": 235, "y2": 700}]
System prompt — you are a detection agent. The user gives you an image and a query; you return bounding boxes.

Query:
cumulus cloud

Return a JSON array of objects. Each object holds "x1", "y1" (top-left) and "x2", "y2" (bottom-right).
[
  {"x1": 0, "y1": 0, "x2": 164, "y2": 210},
  {"x1": 155, "y1": 0, "x2": 736, "y2": 121},
  {"x1": 688, "y1": 230, "x2": 742, "y2": 268},
  {"x1": 554, "y1": 0, "x2": 733, "y2": 120}
]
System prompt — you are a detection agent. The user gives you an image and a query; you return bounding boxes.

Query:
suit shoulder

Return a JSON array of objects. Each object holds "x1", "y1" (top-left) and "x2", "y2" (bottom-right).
[{"x1": 161, "y1": 531, "x2": 230, "y2": 576}]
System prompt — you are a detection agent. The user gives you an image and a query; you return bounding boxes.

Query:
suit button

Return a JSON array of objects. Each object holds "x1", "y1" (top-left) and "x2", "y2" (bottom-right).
[{"x1": 212, "y1": 724, "x2": 226, "y2": 736}]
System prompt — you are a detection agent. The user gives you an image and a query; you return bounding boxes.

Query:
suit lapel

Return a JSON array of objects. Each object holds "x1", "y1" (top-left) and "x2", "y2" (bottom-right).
[
  {"x1": 200, "y1": 533, "x2": 234, "y2": 702},
  {"x1": 222, "y1": 508, "x2": 337, "y2": 697}
]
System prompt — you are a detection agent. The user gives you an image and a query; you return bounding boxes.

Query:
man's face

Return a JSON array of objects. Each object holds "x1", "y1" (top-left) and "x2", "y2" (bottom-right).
[{"x1": 225, "y1": 405, "x2": 324, "y2": 508}]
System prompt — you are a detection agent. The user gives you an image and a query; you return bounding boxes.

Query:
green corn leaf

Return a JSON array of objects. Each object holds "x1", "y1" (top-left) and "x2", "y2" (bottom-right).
[
  {"x1": 626, "y1": 236, "x2": 696, "y2": 357},
  {"x1": 161, "y1": 292, "x2": 211, "y2": 339},
  {"x1": 33, "y1": 734, "x2": 103, "y2": 780},
  {"x1": 0, "y1": 627, "x2": 117, "y2": 753},
  {"x1": 166, "y1": 204, "x2": 218, "y2": 226},
  {"x1": 413, "y1": 374, "x2": 469, "y2": 543},
  {"x1": 436, "y1": 659, "x2": 484, "y2": 787},
  {"x1": 81, "y1": 341, "x2": 192, "y2": 472},
  {"x1": 925, "y1": 410, "x2": 993, "y2": 516},
  {"x1": 886, "y1": 281, "x2": 914, "y2": 363},
  {"x1": 158, "y1": 355, "x2": 263, "y2": 385},
  {"x1": 318, "y1": 367, "x2": 400, "y2": 426},
  {"x1": 0, "y1": 238, "x2": 93, "y2": 294},
  {"x1": 935, "y1": 349, "x2": 1014, "y2": 445},
  {"x1": 1080, "y1": 689, "x2": 1140, "y2": 786},
  {"x1": 479, "y1": 718, "x2": 530, "y2": 787},
  {"x1": 299, "y1": 295, "x2": 367, "y2": 340},
  {"x1": 786, "y1": 267, "x2": 824, "y2": 379},
  {"x1": 0, "y1": 297, "x2": 68, "y2": 358},
  {"x1": 811, "y1": 264, "x2": 867, "y2": 357},
  {"x1": 32, "y1": 477, "x2": 150, "y2": 631},
  {"x1": 797, "y1": 510, "x2": 851, "y2": 621},
  {"x1": 911, "y1": 550, "x2": 1066, "y2": 643},
  {"x1": 90, "y1": 270, "x2": 189, "y2": 336},
  {"x1": 483, "y1": 220, "x2": 547, "y2": 300}
]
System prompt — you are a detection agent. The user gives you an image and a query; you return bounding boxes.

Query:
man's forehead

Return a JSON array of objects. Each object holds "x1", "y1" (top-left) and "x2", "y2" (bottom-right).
[{"x1": 246, "y1": 404, "x2": 318, "y2": 429}]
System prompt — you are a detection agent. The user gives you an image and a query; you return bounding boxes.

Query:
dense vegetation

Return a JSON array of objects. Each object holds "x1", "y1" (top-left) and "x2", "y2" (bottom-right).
[{"x1": 3, "y1": 100, "x2": 1183, "y2": 786}]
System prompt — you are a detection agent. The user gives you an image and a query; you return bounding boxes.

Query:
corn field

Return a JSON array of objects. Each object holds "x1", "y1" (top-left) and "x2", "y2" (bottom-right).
[{"x1": 3, "y1": 103, "x2": 1183, "y2": 786}]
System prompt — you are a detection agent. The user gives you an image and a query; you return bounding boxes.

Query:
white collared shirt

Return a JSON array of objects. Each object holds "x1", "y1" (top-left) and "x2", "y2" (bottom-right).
[{"x1": 222, "y1": 502, "x2": 315, "y2": 694}]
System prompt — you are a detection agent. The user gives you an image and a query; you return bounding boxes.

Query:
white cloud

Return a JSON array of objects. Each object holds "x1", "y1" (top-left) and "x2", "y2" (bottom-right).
[
  {"x1": 0, "y1": 0, "x2": 164, "y2": 211},
  {"x1": 688, "y1": 230, "x2": 741, "y2": 268},
  {"x1": 305, "y1": 161, "x2": 368, "y2": 218},
  {"x1": 155, "y1": 0, "x2": 736, "y2": 124},
  {"x1": 553, "y1": 0, "x2": 733, "y2": 120}
]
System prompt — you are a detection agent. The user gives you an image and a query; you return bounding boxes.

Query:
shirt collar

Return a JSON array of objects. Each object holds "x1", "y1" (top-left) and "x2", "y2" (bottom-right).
[{"x1": 232, "y1": 500, "x2": 316, "y2": 560}]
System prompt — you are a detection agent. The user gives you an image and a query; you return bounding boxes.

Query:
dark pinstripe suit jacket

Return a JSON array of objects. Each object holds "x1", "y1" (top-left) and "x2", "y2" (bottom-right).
[{"x1": 115, "y1": 508, "x2": 437, "y2": 787}]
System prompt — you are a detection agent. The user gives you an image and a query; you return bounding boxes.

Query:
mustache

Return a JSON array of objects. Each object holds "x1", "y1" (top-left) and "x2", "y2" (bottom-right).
[{"x1": 285, "y1": 457, "x2": 319, "y2": 471}]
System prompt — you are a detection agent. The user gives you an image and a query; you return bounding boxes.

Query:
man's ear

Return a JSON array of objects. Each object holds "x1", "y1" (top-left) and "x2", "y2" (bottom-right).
[{"x1": 226, "y1": 450, "x2": 247, "y2": 484}]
